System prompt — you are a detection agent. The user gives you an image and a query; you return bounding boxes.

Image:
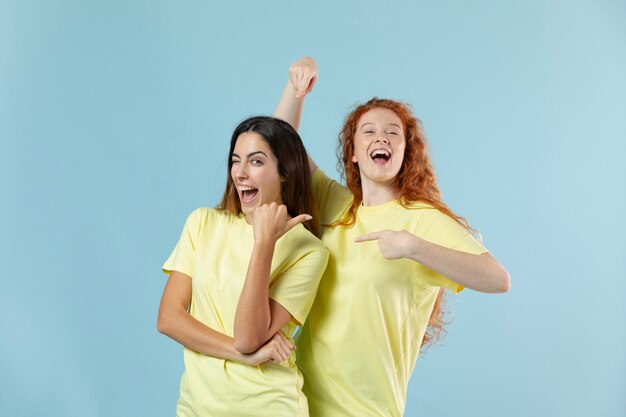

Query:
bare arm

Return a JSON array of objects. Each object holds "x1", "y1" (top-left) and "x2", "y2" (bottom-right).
[
  {"x1": 355, "y1": 230, "x2": 510, "y2": 293},
  {"x1": 157, "y1": 271, "x2": 294, "y2": 364},
  {"x1": 233, "y1": 203, "x2": 312, "y2": 353},
  {"x1": 274, "y1": 56, "x2": 318, "y2": 175}
]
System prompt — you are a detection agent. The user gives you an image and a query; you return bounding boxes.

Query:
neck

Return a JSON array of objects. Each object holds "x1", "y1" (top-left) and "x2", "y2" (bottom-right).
[{"x1": 360, "y1": 178, "x2": 397, "y2": 206}]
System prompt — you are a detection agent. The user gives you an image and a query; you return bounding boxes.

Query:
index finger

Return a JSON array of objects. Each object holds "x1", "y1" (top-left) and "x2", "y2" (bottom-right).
[{"x1": 354, "y1": 232, "x2": 381, "y2": 243}]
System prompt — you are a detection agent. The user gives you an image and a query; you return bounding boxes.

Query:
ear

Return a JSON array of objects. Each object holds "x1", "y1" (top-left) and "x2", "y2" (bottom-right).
[{"x1": 351, "y1": 154, "x2": 358, "y2": 163}]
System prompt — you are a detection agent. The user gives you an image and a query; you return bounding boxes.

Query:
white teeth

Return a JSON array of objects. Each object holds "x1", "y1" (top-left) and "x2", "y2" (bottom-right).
[
  {"x1": 370, "y1": 149, "x2": 390, "y2": 158},
  {"x1": 238, "y1": 186, "x2": 257, "y2": 191}
]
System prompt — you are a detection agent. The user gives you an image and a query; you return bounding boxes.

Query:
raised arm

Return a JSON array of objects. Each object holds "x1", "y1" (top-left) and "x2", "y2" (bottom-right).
[
  {"x1": 157, "y1": 271, "x2": 294, "y2": 365},
  {"x1": 233, "y1": 203, "x2": 311, "y2": 353},
  {"x1": 274, "y1": 56, "x2": 319, "y2": 175}
]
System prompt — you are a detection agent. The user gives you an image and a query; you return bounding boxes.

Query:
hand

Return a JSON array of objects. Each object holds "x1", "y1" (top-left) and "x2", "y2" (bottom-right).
[
  {"x1": 354, "y1": 230, "x2": 420, "y2": 260},
  {"x1": 250, "y1": 203, "x2": 311, "y2": 244},
  {"x1": 243, "y1": 331, "x2": 295, "y2": 366},
  {"x1": 289, "y1": 56, "x2": 318, "y2": 98}
]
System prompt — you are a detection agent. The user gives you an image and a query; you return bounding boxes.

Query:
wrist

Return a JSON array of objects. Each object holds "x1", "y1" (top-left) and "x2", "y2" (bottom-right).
[
  {"x1": 253, "y1": 234, "x2": 278, "y2": 248},
  {"x1": 407, "y1": 232, "x2": 424, "y2": 262},
  {"x1": 226, "y1": 339, "x2": 248, "y2": 364},
  {"x1": 238, "y1": 351, "x2": 252, "y2": 365}
]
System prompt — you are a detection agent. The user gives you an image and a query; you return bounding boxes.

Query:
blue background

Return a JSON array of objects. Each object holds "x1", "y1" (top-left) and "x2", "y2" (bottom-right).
[{"x1": 1, "y1": 1, "x2": 624, "y2": 416}]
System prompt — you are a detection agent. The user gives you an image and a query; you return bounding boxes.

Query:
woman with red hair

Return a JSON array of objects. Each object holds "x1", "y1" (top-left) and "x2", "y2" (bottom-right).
[{"x1": 275, "y1": 57, "x2": 510, "y2": 417}]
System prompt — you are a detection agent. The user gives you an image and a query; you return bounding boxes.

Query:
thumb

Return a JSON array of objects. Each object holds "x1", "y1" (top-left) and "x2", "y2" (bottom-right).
[
  {"x1": 286, "y1": 214, "x2": 312, "y2": 230},
  {"x1": 305, "y1": 75, "x2": 318, "y2": 94}
]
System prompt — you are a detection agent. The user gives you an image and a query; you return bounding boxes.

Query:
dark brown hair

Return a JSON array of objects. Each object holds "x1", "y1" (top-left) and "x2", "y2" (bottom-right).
[{"x1": 218, "y1": 116, "x2": 320, "y2": 237}]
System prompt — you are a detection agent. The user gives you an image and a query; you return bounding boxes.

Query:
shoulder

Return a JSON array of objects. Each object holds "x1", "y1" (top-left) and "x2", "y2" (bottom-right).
[
  {"x1": 391, "y1": 201, "x2": 467, "y2": 237},
  {"x1": 274, "y1": 225, "x2": 328, "y2": 278},
  {"x1": 313, "y1": 169, "x2": 354, "y2": 224},
  {"x1": 186, "y1": 207, "x2": 240, "y2": 229},
  {"x1": 186, "y1": 207, "x2": 213, "y2": 224},
  {"x1": 401, "y1": 201, "x2": 450, "y2": 221},
  {"x1": 402, "y1": 202, "x2": 477, "y2": 247},
  {"x1": 313, "y1": 169, "x2": 352, "y2": 200},
  {"x1": 402, "y1": 199, "x2": 434, "y2": 211},
  {"x1": 281, "y1": 224, "x2": 328, "y2": 254}
]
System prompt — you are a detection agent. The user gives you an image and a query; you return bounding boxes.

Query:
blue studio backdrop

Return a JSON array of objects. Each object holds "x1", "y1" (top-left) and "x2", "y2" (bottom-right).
[{"x1": 1, "y1": 1, "x2": 624, "y2": 416}]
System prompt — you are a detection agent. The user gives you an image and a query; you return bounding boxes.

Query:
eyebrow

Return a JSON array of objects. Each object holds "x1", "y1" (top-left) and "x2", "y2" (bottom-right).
[
  {"x1": 359, "y1": 122, "x2": 402, "y2": 129},
  {"x1": 231, "y1": 151, "x2": 268, "y2": 159}
]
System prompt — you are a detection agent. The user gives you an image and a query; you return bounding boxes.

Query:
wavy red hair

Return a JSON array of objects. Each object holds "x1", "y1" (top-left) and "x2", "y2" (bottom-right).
[{"x1": 335, "y1": 97, "x2": 470, "y2": 349}]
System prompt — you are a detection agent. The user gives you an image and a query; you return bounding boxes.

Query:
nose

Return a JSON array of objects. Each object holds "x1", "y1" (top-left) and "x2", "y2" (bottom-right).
[
  {"x1": 375, "y1": 135, "x2": 390, "y2": 144},
  {"x1": 232, "y1": 162, "x2": 248, "y2": 180}
]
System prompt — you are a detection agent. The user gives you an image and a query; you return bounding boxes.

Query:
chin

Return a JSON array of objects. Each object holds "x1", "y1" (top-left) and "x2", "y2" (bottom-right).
[{"x1": 368, "y1": 172, "x2": 397, "y2": 183}]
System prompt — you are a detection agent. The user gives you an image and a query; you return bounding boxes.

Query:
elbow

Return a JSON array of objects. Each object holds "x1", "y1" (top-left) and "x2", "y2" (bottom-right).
[
  {"x1": 156, "y1": 309, "x2": 174, "y2": 336},
  {"x1": 494, "y1": 268, "x2": 511, "y2": 293},
  {"x1": 233, "y1": 326, "x2": 266, "y2": 353},
  {"x1": 233, "y1": 334, "x2": 263, "y2": 354},
  {"x1": 481, "y1": 255, "x2": 510, "y2": 293},
  {"x1": 233, "y1": 317, "x2": 271, "y2": 353}
]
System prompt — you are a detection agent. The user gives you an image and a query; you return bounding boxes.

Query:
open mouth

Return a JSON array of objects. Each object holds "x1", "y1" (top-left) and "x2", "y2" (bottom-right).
[
  {"x1": 239, "y1": 186, "x2": 258, "y2": 204},
  {"x1": 370, "y1": 149, "x2": 391, "y2": 164}
]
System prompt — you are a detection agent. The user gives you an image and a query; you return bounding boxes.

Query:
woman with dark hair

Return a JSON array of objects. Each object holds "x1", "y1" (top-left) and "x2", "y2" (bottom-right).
[
  {"x1": 275, "y1": 57, "x2": 510, "y2": 417},
  {"x1": 157, "y1": 116, "x2": 328, "y2": 417}
]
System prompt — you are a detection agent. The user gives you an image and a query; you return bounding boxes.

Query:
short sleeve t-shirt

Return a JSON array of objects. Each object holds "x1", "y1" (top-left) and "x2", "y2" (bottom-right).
[
  {"x1": 296, "y1": 170, "x2": 487, "y2": 417},
  {"x1": 163, "y1": 208, "x2": 328, "y2": 417}
]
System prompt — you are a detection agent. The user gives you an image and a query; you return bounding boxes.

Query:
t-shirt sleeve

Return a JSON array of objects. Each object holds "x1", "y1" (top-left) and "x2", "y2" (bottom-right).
[
  {"x1": 162, "y1": 209, "x2": 203, "y2": 278},
  {"x1": 269, "y1": 247, "x2": 329, "y2": 326},
  {"x1": 312, "y1": 169, "x2": 353, "y2": 225},
  {"x1": 414, "y1": 207, "x2": 488, "y2": 293}
]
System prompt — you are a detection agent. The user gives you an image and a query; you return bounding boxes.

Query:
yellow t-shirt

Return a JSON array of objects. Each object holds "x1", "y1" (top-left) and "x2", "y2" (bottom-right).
[
  {"x1": 162, "y1": 208, "x2": 328, "y2": 417},
  {"x1": 296, "y1": 170, "x2": 487, "y2": 417}
]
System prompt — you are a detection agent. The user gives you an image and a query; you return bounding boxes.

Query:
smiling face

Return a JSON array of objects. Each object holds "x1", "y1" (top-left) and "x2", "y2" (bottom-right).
[
  {"x1": 351, "y1": 107, "x2": 406, "y2": 188},
  {"x1": 230, "y1": 131, "x2": 283, "y2": 218}
]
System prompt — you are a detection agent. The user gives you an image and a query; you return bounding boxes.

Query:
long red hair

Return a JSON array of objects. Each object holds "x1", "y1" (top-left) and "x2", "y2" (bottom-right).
[{"x1": 336, "y1": 98, "x2": 470, "y2": 348}]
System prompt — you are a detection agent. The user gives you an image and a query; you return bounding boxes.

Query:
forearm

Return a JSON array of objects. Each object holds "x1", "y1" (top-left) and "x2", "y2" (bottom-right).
[
  {"x1": 233, "y1": 241, "x2": 275, "y2": 352},
  {"x1": 409, "y1": 237, "x2": 510, "y2": 293},
  {"x1": 274, "y1": 80, "x2": 304, "y2": 130},
  {"x1": 158, "y1": 306, "x2": 248, "y2": 363},
  {"x1": 273, "y1": 80, "x2": 318, "y2": 174}
]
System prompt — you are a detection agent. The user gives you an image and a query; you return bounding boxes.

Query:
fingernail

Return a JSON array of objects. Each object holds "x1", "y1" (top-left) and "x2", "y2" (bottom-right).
[{"x1": 305, "y1": 215, "x2": 312, "y2": 220}]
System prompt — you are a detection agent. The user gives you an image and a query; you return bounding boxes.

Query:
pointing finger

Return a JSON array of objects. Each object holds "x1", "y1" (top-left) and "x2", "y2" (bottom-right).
[{"x1": 354, "y1": 232, "x2": 381, "y2": 243}]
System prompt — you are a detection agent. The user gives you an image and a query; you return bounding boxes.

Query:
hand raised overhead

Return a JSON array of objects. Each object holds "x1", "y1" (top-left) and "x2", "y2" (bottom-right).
[{"x1": 289, "y1": 56, "x2": 318, "y2": 98}]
